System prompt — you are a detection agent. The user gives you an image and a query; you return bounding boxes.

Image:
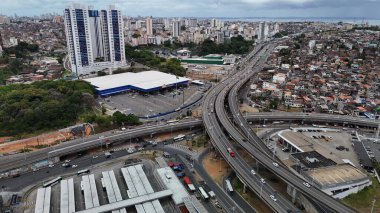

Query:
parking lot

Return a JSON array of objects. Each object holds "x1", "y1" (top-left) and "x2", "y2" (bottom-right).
[
  {"x1": 102, "y1": 84, "x2": 206, "y2": 119},
  {"x1": 359, "y1": 135, "x2": 380, "y2": 163},
  {"x1": 268, "y1": 128, "x2": 361, "y2": 167}
]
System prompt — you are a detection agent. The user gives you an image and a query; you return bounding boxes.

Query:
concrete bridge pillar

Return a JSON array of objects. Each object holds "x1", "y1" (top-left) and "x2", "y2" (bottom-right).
[
  {"x1": 287, "y1": 184, "x2": 298, "y2": 203},
  {"x1": 238, "y1": 176, "x2": 247, "y2": 193}
]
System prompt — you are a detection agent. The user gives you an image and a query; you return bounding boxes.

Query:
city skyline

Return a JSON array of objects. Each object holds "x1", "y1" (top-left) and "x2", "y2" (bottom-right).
[{"x1": 0, "y1": 0, "x2": 379, "y2": 19}]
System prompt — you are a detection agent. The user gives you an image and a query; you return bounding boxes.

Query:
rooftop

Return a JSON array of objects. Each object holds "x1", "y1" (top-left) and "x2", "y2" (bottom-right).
[
  {"x1": 279, "y1": 130, "x2": 315, "y2": 152},
  {"x1": 291, "y1": 151, "x2": 337, "y2": 169},
  {"x1": 156, "y1": 167, "x2": 189, "y2": 205},
  {"x1": 305, "y1": 164, "x2": 369, "y2": 188},
  {"x1": 84, "y1": 71, "x2": 189, "y2": 92}
]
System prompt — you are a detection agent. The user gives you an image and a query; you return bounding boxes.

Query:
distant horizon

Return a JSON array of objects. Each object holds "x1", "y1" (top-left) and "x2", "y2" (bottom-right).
[
  {"x1": 0, "y1": 0, "x2": 379, "y2": 20},
  {"x1": 2, "y1": 13, "x2": 380, "y2": 21},
  {"x1": 2, "y1": 13, "x2": 379, "y2": 20}
]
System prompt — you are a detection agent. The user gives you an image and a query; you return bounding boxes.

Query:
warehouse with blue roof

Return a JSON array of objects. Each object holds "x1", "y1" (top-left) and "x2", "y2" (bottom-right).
[{"x1": 84, "y1": 71, "x2": 190, "y2": 97}]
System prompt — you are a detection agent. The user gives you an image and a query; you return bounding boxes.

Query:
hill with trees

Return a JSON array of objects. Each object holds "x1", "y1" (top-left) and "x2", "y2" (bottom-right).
[{"x1": 0, "y1": 80, "x2": 95, "y2": 137}]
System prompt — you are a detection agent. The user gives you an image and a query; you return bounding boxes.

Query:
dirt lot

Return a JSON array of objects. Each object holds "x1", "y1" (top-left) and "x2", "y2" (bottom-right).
[
  {"x1": 240, "y1": 103, "x2": 259, "y2": 113},
  {"x1": 0, "y1": 131, "x2": 73, "y2": 154},
  {"x1": 202, "y1": 152, "x2": 230, "y2": 185}
]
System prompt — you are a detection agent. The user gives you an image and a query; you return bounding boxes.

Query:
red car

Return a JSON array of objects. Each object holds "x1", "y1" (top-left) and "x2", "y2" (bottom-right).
[{"x1": 227, "y1": 148, "x2": 235, "y2": 157}]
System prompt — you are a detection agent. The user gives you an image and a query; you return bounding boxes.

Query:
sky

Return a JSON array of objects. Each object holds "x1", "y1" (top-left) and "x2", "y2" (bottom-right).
[{"x1": 0, "y1": 0, "x2": 379, "y2": 19}]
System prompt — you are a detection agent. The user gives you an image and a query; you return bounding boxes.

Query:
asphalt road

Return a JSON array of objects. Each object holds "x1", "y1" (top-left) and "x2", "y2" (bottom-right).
[
  {"x1": 0, "y1": 119, "x2": 202, "y2": 173},
  {"x1": 219, "y1": 44, "x2": 357, "y2": 213},
  {"x1": 0, "y1": 112, "x2": 377, "y2": 174},
  {"x1": 149, "y1": 146, "x2": 254, "y2": 213},
  {"x1": 203, "y1": 43, "x2": 299, "y2": 213}
]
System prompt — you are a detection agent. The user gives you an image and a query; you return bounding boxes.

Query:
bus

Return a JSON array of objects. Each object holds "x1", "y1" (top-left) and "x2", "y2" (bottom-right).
[
  {"x1": 43, "y1": 176, "x2": 62, "y2": 188},
  {"x1": 101, "y1": 178, "x2": 106, "y2": 189},
  {"x1": 77, "y1": 169, "x2": 90, "y2": 176},
  {"x1": 166, "y1": 119, "x2": 179, "y2": 124},
  {"x1": 225, "y1": 179, "x2": 234, "y2": 194},
  {"x1": 198, "y1": 187, "x2": 209, "y2": 201},
  {"x1": 173, "y1": 134, "x2": 186, "y2": 142}
]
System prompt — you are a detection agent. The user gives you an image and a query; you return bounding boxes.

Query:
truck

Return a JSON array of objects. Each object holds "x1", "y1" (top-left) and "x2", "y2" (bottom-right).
[
  {"x1": 227, "y1": 148, "x2": 235, "y2": 157},
  {"x1": 183, "y1": 176, "x2": 196, "y2": 192}
]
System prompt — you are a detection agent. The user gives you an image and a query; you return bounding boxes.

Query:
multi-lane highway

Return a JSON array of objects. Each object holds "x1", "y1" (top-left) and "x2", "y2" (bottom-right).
[
  {"x1": 204, "y1": 40, "x2": 357, "y2": 213},
  {"x1": 0, "y1": 119, "x2": 202, "y2": 173},
  {"x1": 223, "y1": 49, "x2": 356, "y2": 213},
  {"x1": 246, "y1": 112, "x2": 380, "y2": 128},
  {"x1": 202, "y1": 44, "x2": 300, "y2": 213}
]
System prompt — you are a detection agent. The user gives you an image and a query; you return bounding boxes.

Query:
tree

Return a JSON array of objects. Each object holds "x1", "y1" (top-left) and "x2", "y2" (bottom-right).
[
  {"x1": 163, "y1": 40, "x2": 172, "y2": 48},
  {"x1": 112, "y1": 111, "x2": 128, "y2": 125},
  {"x1": 0, "y1": 80, "x2": 95, "y2": 137}
]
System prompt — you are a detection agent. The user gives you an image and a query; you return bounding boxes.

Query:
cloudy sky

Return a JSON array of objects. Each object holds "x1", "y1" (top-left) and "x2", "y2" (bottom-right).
[{"x1": 0, "y1": 0, "x2": 379, "y2": 19}]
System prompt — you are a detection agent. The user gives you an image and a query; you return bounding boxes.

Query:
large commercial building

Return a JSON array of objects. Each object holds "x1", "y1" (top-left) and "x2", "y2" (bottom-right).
[
  {"x1": 84, "y1": 71, "x2": 190, "y2": 96},
  {"x1": 64, "y1": 3, "x2": 126, "y2": 76},
  {"x1": 278, "y1": 129, "x2": 371, "y2": 199}
]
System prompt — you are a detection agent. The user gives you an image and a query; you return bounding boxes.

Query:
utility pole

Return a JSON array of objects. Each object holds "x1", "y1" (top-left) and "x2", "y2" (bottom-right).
[{"x1": 371, "y1": 198, "x2": 376, "y2": 213}]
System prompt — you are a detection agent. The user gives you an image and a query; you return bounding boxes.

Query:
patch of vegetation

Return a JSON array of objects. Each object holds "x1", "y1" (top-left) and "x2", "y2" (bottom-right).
[
  {"x1": 125, "y1": 45, "x2": 186, "y2": 76},
  {"x1": 343, "y1": 177, "x2": 380, "y2": 211},
  {"x1": 192, "y1": 35, "x2": 254, "y2": 56},
  {"x1": 33, "y1": 144, "x2": 49, "y2": 149},
  {"x1": 113, "y1": 67, "x2": 148, "y2": 74},
  {"x1": 20, "y1": 148, "x2": 33, "y2": 153},
  {"x1": 0, "y1": 42, "x2": 40, "y2": 84},
  {"x1": 3, "y1": 41, "x2": 39, "y2": 59},
  {"x1": 273, "y1": 31, "x2": 290, "y2": 38},
  {"x1": 82, "y1": 111, "x2": 140, "y2": 129},
  {"x1": 233, "y1": 177, "x2": 245, "y2": 192},
  {"x1": 194, "y1": 135, "x2": 208, "y2": 147},
  {"x1": 0, "y1": 80, "x2": 95, "y2": 137}
]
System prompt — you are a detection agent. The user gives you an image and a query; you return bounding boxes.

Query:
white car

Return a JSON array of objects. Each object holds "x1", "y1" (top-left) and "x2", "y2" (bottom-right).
[
  {"x1": 72, "y1": 165, "x2": 78, "y2": 168},
  {"x1": 272, "y1": 162, "x2": 279, "y2": 167},
  {"x1": 303, "y1": 182, "x2": 311, "y2": 188},
  {"x1": 92, "y1": 155, "x2": 98, "y2": 159},
  {"x1": 251, "y1": 169, "x2": 256, "y2": 175},
  {"x1": 270, "y1": 195, "x2": 277, "y2": 202},
  {"x1": 48, "y1": 164, "x2": 55, "y2": 168},
  {"x1": 65, "y1": 159, "x2": 71, "y2": 163},
  {"x1": 260, "y1": 178, "x2": 266, "y2": 184}
]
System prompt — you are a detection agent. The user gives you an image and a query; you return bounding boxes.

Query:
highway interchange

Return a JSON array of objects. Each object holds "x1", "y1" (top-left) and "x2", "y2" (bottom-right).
[
  {"x1": 2, "y1": 41, "x2": 379, "y2": 213},
  {"x1": 203, "y1": 42, "x2": 357, "y2": 213},
  {"x1": 203, "y1": 44, "x2": 299, "y2": 212}
]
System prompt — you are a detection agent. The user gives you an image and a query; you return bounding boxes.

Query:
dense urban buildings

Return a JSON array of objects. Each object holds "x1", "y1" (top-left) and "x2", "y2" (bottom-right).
[{"x1": 64, "y1": 3, "x2": 126, "y2": 76}]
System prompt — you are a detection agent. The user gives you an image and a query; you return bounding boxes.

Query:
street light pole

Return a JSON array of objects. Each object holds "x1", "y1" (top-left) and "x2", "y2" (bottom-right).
[{"x1": 371, "y1": 198, "x2": 376, "y2": 213}]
